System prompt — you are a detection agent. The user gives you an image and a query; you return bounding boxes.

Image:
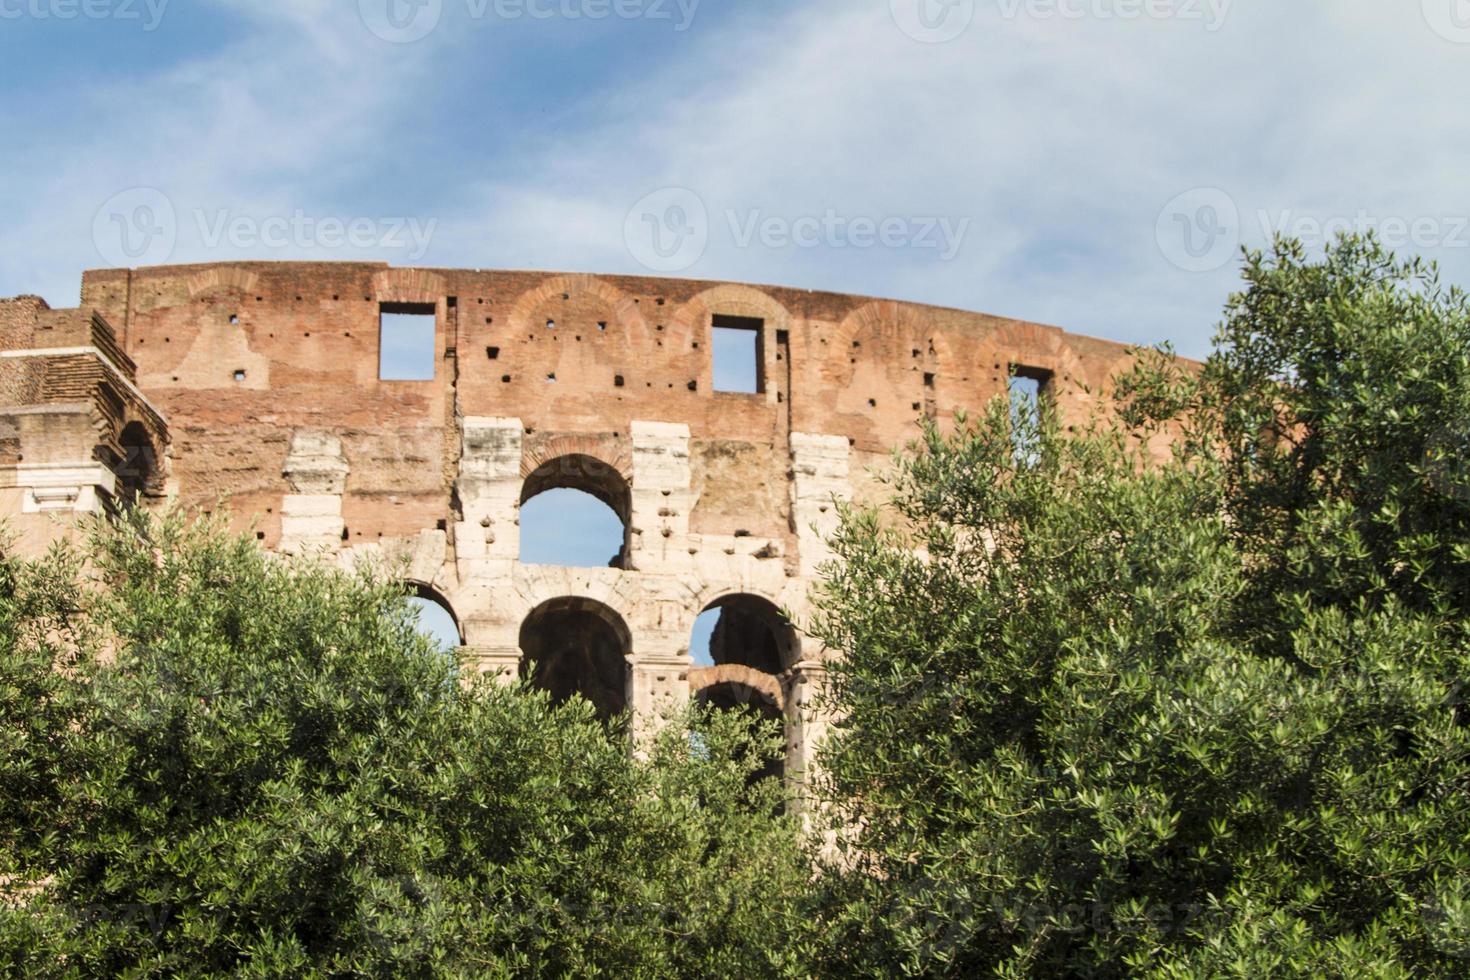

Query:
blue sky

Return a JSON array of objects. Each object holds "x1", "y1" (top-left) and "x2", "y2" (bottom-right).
[
  {"x1": 5, "y1": 0, "x2": 1470, "y2": 652},
  {"x1": 4, "y1": 2, "x2": 1470, "y2": 362}
]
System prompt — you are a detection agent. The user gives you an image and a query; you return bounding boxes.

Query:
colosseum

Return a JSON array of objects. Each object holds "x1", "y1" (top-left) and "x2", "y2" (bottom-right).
[{"x1": 0, "y1": 262, "x2": 1149, "y2": 781}]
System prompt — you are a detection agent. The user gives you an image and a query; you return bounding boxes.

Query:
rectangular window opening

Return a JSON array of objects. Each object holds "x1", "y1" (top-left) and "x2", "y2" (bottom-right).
[
  {"x1": 711, "y1": 314, "x2": 765, "y2": 394},
  {"x1": 1008, "y1": 366, "x2": 1053, "y2": 465},
  {"x1": 378, "y1": 302, "x2": 437, "y2": 381}
]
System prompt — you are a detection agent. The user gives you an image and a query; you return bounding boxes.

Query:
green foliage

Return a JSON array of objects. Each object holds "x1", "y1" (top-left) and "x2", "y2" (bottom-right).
[
  {"x1": 810, "y1": 236, "x2": 1470, "y2": 977},
  {"x1": 0, "y1": 511, "x2": 809, "y2": 977}
]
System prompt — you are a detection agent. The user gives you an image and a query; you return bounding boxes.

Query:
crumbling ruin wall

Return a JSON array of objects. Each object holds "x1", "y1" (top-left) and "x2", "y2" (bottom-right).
[{"x1": 2, "y1": 262, "x2": 1157, "y2": 783}]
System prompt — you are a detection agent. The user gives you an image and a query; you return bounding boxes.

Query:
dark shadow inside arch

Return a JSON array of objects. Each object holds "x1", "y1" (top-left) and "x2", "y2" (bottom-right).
[
  {"x1": 519, "y1": 454, "x2": 630, "y2": 569},
  {"x1": 520, "y1": 597, "x2": 630, "y2": 721},
  {"x1": 696, "y1": 680, "x2": 785, "y2": 784},
  {"x1": 689, "y1": 594, "x2": 798, "y2": 674},
  {"x1": 111, "y1": 420, "x2": 160, "y2": 508}
]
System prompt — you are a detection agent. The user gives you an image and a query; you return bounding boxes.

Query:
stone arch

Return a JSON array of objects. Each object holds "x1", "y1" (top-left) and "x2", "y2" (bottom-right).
[
  {"x1": 406, "y1": 579, "x2": 464, "y2": 648},
  {"x1": 373, "y1": 268, "x2": 447, "y2": 305},
  {"x1": 520, "y1": 437, "x2": 632, "y2": 491},
  {"x1": 506, "y1": 274, "x2": 649, "y2": 340},
  {"x1": 519, "y1": 452, "x2": 632, "y2": 568},
  {"x1": 688, "y1": 592, "x2": 800, "y2": 675},
  {"x1": 112, "y1": 419, "x2": 164, "y2": 504},
  {"x1": 687, "y1": 662, "x2": 786, "y2": 714},
  {"x1": 974, "y1": 319, "x2": 1093, "y2": 424},
  {"x1": 519, "y1": 596, "x2": 632, "y2": 720},
  {"x1": 186, "y1": 266, "x2": 261, "y2": 298},
  {"x1": 671, "y1": 284, "x2": 794, "y2": 342}
]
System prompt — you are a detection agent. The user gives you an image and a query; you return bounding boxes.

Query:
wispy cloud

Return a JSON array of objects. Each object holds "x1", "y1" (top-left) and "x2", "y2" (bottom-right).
[{"x1": 4, "y1": 1, "x2": 1469, "y2": 359}]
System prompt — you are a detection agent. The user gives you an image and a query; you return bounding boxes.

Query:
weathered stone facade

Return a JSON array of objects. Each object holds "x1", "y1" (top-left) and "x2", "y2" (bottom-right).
[{"x1": 0, "y1": 262, "x2": 1155, "y2": 782}]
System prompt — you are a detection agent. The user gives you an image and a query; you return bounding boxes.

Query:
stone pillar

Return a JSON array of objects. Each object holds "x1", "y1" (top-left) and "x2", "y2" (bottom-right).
[
  {"x1": 280, "y1": 431, "x2": 348, "y2": 554},
  {"x1": 790, "y1": 432, "x2": 851, "y2": 578},
  {"x1": 628, "y1": 420, "x2": 696, "y2": 572},
  {"x1": 454, "y1": 416, "x2": 523, "y2": 580}
]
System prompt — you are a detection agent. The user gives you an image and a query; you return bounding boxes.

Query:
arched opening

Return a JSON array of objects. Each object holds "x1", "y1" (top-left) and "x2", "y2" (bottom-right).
[
  {"x1": 406, "y1": 582, "x2": 461, "y2": 654},
  {"x1": 519, "y1": 454, "x2": 630, "y2": 569},
  {"x1": 696, "y1": 680, "x2": 785, "y2": 784},
  {"x1": 688, "y1": 595, "x2": 798, "y2": 783},
  {"x1": 519, "y1": 597, "x2": 630, "y2": 721},
  {"x1": 113, "y1": 421, "x2": 159, "y2": 508},
  {"x1": 688, "y1": 594, "x2": 798, "y2": 674}
]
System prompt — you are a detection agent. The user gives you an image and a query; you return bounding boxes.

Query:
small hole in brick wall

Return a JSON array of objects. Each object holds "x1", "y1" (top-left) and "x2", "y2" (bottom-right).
[
  {"x1": 913, "y1": 349, "x2": 921, "y2": 358},
  {"x1": 614, "y1": 375, "x2": 625, "y2": 387},
  {"x1": 597, "y1": 321, "x2": 607, "y2": 331},
  {"x1": 688, "y1": 380, "x2": 698, "y2": 392},
  {"x1": 853, "y1": 341, "x2": 861, "y2": 348},
  {"x1": 229, "y1": 314, "x2": 239, "y2": 325},
  {"x1": 164, "y1": 337, "x2": 170, "y2": 343},
  {"x1": 342, "y1": 528, "x2": 350, "y2": 542},
  {"x1": 546, "y1": 319, "x2": 556, "y2": 330},
  {"x1": 868, "y1": 399, "x2": 877, "y2": 408},
  {"x1": 656, "y1": 298, "x2": 665, "y2": 306},
  {"x1": 333, "y1": 295, "x2": 340, "y2": 301},
  {"x1": 913, "y1": 402, "x2": 922, "y2": 411},
  {"x1": 233, "y1": 370, "x2": 246, "y2": 382},
  {"x1": 256, "y1": 296, "x2": 263, "y2": 302},
  {"x1": 295, "y1": 296, "x2": 302, "y2": 302},
  {"x1": 656, "y1": 324, "x2": 664, "y2": 332},
  {"x1": 546, "y1": 373, "x2": 557, "y2": 383},
  {"x1": 487, "y1": 346, "x2": 500, "y2": 360},
  {"x1": 447, "y1": 297, "x2": 457, "y2": 309},
  {"x1": 257, "y1": 532, "x2": 266, "y2": 541},
  {"x1": 477, "y1": 298, "x2": 484, "y2": 304},
  {"x1": 924, "y1": 373, "x2": 936, "y2": 388},
  {"x1": 485, "y1": 317, "x2": 493, "y2": 324},
  {"x1": 502, "y1": 375, "x2": 512, "y2": 383},
  {"x1": 561, "y1": 292, "x2": 570, "y2": 301},
  {"x1": 171, "y1": 376, "x2": 179, "y2": 382},
  {"x1": 692, "y1": 341, "x2": 700, "y2": 349},
  {"x1": 436, "y1": 519, "x2": 447, "y2": 531}
]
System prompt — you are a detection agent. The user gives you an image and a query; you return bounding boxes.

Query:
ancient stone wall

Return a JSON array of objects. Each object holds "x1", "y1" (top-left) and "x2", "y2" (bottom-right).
[{"x1": 2, "y1": 262, "x2": 1159, "y2": 784}]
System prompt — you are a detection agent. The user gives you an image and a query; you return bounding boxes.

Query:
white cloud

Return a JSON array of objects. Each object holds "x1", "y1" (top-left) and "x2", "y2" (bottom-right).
[{"x1": 5, "y1": 1, "x2": 1469, "y2": 362}]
